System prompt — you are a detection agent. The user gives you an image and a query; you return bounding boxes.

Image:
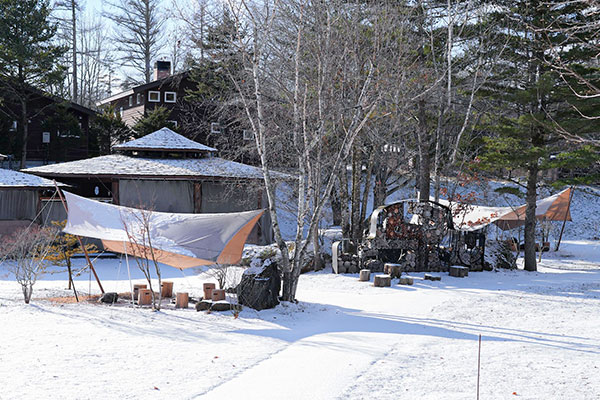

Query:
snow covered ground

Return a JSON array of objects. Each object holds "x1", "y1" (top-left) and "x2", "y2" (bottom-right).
[{"x1": 1, "y1": 240, "x2": 599, "y2": 399}]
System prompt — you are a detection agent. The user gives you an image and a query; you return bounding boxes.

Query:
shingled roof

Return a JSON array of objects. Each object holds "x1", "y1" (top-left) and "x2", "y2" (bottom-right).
[
  {"x1": 113, "y1": 128, "x2": 217, "y2": 153},
  {"x1": 1, "y1": 168, "x2": 66, "y2": 188}
]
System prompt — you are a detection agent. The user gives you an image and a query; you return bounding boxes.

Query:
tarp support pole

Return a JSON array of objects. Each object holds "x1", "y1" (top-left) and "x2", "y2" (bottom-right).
[
  {"x1": 555, "y1": 186, "x2": 574, "y2": 252},
  {"x1": 54, "y1": 181, "x2": 105, "y2": 294}
]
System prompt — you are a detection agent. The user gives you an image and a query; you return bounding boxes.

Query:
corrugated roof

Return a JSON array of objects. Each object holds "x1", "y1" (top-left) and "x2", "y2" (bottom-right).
[
  {"x1": 113, "y1": 128, "x2": 217, "y2": 152},
  {"x1": 0, "y1": 168, "x2": 66, "y2": 188},
  {"x1": 23, "y1": 154, "x2": 292, "y2": 180}
]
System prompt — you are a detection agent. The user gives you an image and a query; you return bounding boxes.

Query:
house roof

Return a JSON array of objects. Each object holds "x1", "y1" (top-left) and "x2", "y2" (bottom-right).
[
  {"x1": 113, "y1": 127, "x2": 217, "y2": 152},
  {"x1": 0, "y1": 168, "x2": 66, "y2": 188},
  {"x1": 23, "y1": 154, "x2": 293, "y2": 181}
]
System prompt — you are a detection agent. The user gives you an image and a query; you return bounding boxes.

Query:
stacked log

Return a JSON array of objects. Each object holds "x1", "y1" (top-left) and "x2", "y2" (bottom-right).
[
  {"x1": 175, "y1": 292, "x2": 189, "y2": 308},
  {"x1": 336, "y1": 253, "x2": 360, "y2": 274},
  {"x1": 398, "y1": 277, "x2": 414, "y2": 285}
]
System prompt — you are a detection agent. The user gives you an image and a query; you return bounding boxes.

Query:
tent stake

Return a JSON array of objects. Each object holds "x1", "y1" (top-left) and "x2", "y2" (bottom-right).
[
  {"x1": 53, "y1": 181, "x2": 105, "y2": 294},
  {"x1": 555, "y1": 186, "x2": 574, "y2": 252}
]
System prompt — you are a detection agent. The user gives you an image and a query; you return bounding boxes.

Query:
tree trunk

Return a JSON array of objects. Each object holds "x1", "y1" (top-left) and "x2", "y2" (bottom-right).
[
  {"x1": 523, "y1": 164, "x2": 538, "y2": 271},
  {"x1": 71, "y1": 0, "x2": 78, "y2": 102},
  {"x1": 418, "y1": 99, "x2": 430, "y2": 202},
  {"x1": 350, "y1": 145, "x2": 362, "y2": 239},
  {"x1": 20, "y1": 100, "x2": 28, "y2": 170},
  {"x1": 330, "y1": 183, "x2": 342, "y2": 226}
]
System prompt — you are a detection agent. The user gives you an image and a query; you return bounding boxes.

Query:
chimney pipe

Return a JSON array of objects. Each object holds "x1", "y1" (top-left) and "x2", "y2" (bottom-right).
[{"x1": 153, "y1": 60, "x2": 172, "y2": 81}]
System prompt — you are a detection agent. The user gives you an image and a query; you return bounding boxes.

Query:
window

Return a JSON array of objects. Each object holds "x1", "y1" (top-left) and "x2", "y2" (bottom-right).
[
  {"x1": 148, "y1": 91, "x2": 160, "y2": 102},
  {"x1": 9, "y1": 121, "x2": 17, "y2": 131},
  {"x1": 167, "y1": 120, "x2": 178, "y2": 128},
  {"x1": 128, "y1": 96, "x2": 133, "y2": 107},
  {"x1": 243, "y1": 129, "x2": 254, "y2": 141},
  {"x1": 136, "y1": 93, "x2": 142, "y2": 104},
  {"x1": 119, "y1": 107, "x2": 124, "y2": 117},
  {"x1": 210, "y1": 122, "x2": 221, "y2": 134},
  {"x1": 164, "y1": 91, "x2": 177, "y2": 103}
]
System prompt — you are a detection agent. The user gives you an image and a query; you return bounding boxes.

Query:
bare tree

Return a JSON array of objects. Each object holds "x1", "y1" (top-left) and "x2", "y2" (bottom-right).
[
  {"x1": 0, "y1": 226, "x2": 57, "y2": 304},
  {"x1": 104, "y1": 0, "x2": 164, "y2": 85},
  {"x1": 121, "y1": 206, "x2": 163, "y2": 310}
]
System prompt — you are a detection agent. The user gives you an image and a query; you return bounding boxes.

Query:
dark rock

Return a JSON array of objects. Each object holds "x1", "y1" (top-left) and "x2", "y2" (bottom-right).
[
  {"x1": 237, "y1": 262, "x2": 281, "y2": 311},
  {"x1": 195, "y1": 300, "x2": 212, "y2": 311},
  {"x1": 211, "y1": 301, "x2": 234, "y2": 312},
  {"x1": 99, "y1": 292, "x2": 118, "y2": 304},
  {"x1": 424, "y1": 274, "x2": 441, "y2": 281}
]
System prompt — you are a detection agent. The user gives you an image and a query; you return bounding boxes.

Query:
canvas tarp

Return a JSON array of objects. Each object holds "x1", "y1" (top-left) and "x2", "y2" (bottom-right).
[
  {"x1": 441, "y1": 188, "x2": 573, "y2": 231},
  {"x1": 62, "y1": 191, "x2": 264, "y2": 268}
]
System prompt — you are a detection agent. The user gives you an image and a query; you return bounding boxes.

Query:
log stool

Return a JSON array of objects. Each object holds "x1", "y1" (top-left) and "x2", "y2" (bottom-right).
[
  {"x1": 384, "y1": 263, "x2": 402, "y2": 278},
  {"x1": 373, "y1": 274, "x2": 392, "y2": 287},
  {"x1": 399, "y1": 277, "x2": 414, "y2": 285},
  {"x1": 133, "y1": 284, "x2": 147, "y2": 300},
  {"x1": 138, "y1": 289, "x2": 152, "y2": 305},
  {"x1": 203, "y1": 283, "x2": 216, "y2": 300},
  {"x1": 424, "y1": 274, "x2": 441, "y2": 281},
  {"x1": 175, "y1": 292, "x2": 189, "y2": 308},
  {"x1": 211, "y1": 289, "x2": 226, "y2": 302},
  {"x1": 449, "y1": 265, "x2": 469, "y2": 278},
  {"x1": 161, "y1": 281, "x2": 174, "y2": 298},
  {"x1": 358, "y1": 269, "x2": 371, "y2": 282}
]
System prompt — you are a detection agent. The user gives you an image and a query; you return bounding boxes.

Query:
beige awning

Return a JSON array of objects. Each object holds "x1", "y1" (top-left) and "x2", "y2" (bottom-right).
[{"x1": 441, "y1": 188, "x2": 573, "y2": 231}]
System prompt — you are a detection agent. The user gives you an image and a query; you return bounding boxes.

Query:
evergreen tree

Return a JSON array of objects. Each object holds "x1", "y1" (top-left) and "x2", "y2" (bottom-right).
[
  {"x1": 132, "y1": 106, "x2": 178, "y2": 138},
  {"x1": 0, "y1": 0, "x2": 66, "y2": 168},
  {"x1": 90, "y1": 105, "x2": 133, "y2": 155},
  {"x1": 477, "y1": 0, "x2": 600, "y2": 271}
]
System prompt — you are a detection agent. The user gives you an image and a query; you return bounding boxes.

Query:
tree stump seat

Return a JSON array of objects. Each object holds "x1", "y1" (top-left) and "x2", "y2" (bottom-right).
[
  {"x1": 449, "y1": 265, "x2": 469, "y2": 278},
  {"x1": 373, "y1": 274, "x2": 392, "y2": 287}
]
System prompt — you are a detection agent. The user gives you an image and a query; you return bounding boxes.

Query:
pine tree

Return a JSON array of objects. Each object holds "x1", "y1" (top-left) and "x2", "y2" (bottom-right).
[
  {"x1": 477, "y1": 0, "x2": 600, "y2": 271},
  {"x1": 0, "y1": 0, "x2": 67, "y2": 168}
]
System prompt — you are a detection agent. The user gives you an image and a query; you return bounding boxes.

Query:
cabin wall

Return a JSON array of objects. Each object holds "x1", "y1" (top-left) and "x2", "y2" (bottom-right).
[
  {"x1": 119, "y1": 179, "x2": 194, "y2": 213},
  {"x1": 0, "y1": 189, "x2": 38, "y2": 220}
]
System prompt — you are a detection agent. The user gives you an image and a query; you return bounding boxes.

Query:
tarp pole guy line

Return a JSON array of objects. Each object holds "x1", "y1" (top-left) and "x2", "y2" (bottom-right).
[
  {"x1": 53, "y1": 180, "x2": 105, "y2": 294},
  {"x1": 555, "y1": 186, "x2": 575, "y2": 251}
]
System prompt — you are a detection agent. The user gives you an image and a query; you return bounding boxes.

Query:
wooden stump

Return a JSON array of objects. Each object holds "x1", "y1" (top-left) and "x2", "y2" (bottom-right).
[
  {"x1": 358, "y1": 269, "x2": 371, "y2": 282},
  {"x1": 384, "y1": 263, "x2": 402, "y2": 278},
  {"x1": 211, "y1": 289, "x2": 226, "y2": 301},
  {"x1": 449, "y1": 265, "x2": 469, "y2": 278},
  {"x1": 133, "y1": 284, "x2": 147, "y2": 301},
  {"x1": 399, "y1": 277, "x2": 414, "y2": 285},
  {"x1": 424, "y1": 274, "x2": 441, "y2": 281},
  {"x1": 161, "y1": 281, "x2": 174, "y2": 298},
  {"x1": 138, "y1": 289, "x2": 152, "y2": 305},
  {"x1": 373, "y1": 274, "x2": 392, "y2": 287},
  {"x1": 175, "y1": 292, "x2": 189, "y2": 308},
  {"x1": 203, "y1": 283, "x2": 216, "y2": 300}
]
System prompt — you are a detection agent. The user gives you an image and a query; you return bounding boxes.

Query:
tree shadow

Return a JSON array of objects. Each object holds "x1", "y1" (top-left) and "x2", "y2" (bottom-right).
[{"x1": 233, "y1": 302, "x2": 600, "y2": 355}]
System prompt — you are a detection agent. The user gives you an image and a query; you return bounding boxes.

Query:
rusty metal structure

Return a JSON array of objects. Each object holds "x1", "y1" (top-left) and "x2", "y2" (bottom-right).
[{"x1": 332, "y1": 199, "x2": 488, "y2": 274}]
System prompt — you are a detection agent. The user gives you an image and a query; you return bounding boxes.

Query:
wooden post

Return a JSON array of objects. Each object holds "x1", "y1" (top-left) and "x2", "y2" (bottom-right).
[
  {"x1": 133, "y1": 284, "x2": 147, "y2": 300},
  {"x1": 161, "y1": 281, "x2": 174, "y2": 298},
  {"x1": 211, "y1": 289, "x2": 225, "y2": 301},
  {"x1": 53, "y1": 182, "x2": 105, "y2": 294},
  {"x1": 176, "y1": 292, "x2": 189, "y2": 308},
  {"x1": 555, "y1": 186, "x2": 574, "y2": 251},
  {"x1": 203, "y1": 283, "x2": 216, "y2": 300},
  {"x1": 373, "y1": 274, "x2": 392, "y2": 287},
  {"x1": 138, "y1": 289, "x2": 152, "y2": 305}
]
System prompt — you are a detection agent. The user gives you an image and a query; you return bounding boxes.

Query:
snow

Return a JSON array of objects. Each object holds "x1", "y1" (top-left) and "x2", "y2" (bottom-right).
[
  {"x1": 112, "y1": 128, "x2": 218, "y2": 152},
  {"x1": 23, "y1": 154, "x2": 292, "y2": 180},
  {"x1": 1, "y1": 240, "x2": 600, "y2": 399},
  {"x1": 0, "y1": 168, "x2": 65, "y2": 188}
]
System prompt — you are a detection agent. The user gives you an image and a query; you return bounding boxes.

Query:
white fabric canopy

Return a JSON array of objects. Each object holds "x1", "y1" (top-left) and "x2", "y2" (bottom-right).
[{"x1": 63, "y1": 191, "x2": 264, "y2": 268}]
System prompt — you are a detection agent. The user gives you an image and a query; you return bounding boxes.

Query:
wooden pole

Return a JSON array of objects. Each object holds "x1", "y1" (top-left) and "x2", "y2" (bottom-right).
[
  {"x1": 477, "y1": 334, "x2": 481, "y2": 400},
  {"x1": 53, "y1": 182, "x2": 105, "y2": 294},
  {"x1": 555, "y1": 186, "x2": 574, "y2": 252}
]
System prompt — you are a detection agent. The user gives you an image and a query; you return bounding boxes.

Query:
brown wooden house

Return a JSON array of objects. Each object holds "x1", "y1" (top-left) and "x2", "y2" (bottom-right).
[{"x1": 0, "y1": 86, "x2": 96, "y2": 166}]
